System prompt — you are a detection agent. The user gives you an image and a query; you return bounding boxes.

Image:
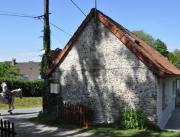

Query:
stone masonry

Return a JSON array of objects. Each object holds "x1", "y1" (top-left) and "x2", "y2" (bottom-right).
[{"x1": 57, "y1": 19, "x2": 158, "y2": 124}]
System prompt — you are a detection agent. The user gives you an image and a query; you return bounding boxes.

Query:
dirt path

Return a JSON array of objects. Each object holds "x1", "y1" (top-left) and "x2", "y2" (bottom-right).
[{"x1": 0, "y1": 108, "x2": 96, "y2": 137}]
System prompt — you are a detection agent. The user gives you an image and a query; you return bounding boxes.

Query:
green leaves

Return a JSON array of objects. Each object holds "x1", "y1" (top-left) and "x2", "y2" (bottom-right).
[
  {"x1": 173, "y1": 49, "x2": 180, "y2": 69},
  {"x1": 120, "y1": 109, "x2": 146, "y2": 129},
  {"x1": 154, "y1": 39, "x2": 169, "y2": 57},
  {"x1": 132, "y1": 31, "x2": 169, "y2": 58},
  {"x1": 0, "y1": 78, "x2": 43, "y2": 97},
  {"x1": 132, "y1": 30, "x2": 180, "y2": 69},
  {"x1": 0, "y1": 62, "x2": 20, "y2": 79},
  {"x1": 132, "y1": 30, "x2": 155, "y2": 47}
]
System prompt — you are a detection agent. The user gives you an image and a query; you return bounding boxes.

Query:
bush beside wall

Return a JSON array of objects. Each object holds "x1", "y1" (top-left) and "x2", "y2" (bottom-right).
[
  {"x1": 118, "y1": 109, "x2": 146, "y2": 129},
  {"x1": 0, "y1": 78, "x2": 43, "y2": 97}
]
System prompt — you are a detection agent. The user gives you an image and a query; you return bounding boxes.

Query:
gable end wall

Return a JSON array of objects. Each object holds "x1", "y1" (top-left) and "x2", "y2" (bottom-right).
[{"x1": 58, "y1": 19, "x2": 158, "y2": 123}]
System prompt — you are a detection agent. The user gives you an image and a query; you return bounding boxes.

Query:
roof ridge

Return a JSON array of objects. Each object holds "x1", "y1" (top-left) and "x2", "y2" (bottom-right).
[
  {"x1": 129, "y1": 32, "x2": 179, "y2": 74},
  {"x1": 96, "y1": 9, "x2": 180, "y2": 76},
  {"x1": 45, "y1": 8, "x2": 180, "y2": 78}
]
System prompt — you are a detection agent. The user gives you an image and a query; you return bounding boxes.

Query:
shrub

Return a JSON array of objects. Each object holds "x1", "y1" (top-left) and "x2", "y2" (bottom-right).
[
  {"x1": 119, "y1": 109, "x2": 146, "y2": 129},
  {"x1": 0, "y1": 78, "x2": 43, "y2": 97}
]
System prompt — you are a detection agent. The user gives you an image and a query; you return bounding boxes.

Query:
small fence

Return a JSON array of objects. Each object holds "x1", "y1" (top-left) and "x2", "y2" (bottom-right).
[
  {"x1": 0, "y1": 119, "x2": 16, "y2": 137},
  {"x1": 58, "y1": 103, "x2": 90, "y2": 127}
]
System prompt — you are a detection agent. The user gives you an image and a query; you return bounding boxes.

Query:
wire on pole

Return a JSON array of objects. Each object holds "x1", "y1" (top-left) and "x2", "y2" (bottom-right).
[
  {"x1": 69, "y1": 0, "x2": 86, "y2": 17},
  {"x1": 50, "y1": 22, "x2": 72, "y2": 37}
]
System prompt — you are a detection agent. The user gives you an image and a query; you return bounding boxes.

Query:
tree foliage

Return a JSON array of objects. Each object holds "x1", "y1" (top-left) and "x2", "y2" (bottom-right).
[
  {"x1": 132, "y1": 30, "x2": 155, "y2": 47},
  {"x1": 0, "y1": 78, "x2": 43, "y2": 97},
  {"x1": 132, "y1": 30, "x2": 169, "y2": 58},
  {"x1": 0, "y1": 62, "x2": 20, "y2": 79},
  {"x1": 173, "y1": 49, "x2": 180, "y2": 69},
  {"x1": 132, "y1": 30, "x2": 180, "y2": 69},
  {"x1": 154, "y1": 39, "x2": 169, "y2": 57}
]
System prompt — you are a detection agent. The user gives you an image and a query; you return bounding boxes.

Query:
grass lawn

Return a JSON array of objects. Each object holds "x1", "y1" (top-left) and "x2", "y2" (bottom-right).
[
  {"x1": 29, "y1": 116, "x2": 180, "y2": 137},
  {"x1": 85, "y1": 127, "x2": 180, "y2": 137},
  {"x1": 0, "y1": 97, "x2": 42, "y2": 109}
]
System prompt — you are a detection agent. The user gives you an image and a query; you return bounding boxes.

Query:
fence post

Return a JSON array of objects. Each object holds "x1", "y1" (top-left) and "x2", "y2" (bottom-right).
[
  {"x1": 69, "y1": 103, "x2": 72, "y2": 124},
  {"x1": 8, "y1": 121, "x2": 10, "y2": 137},
  {"x1": 84, "y1": 108, "x2": 89, "y2": 128},
  {"x1": 64, "y1": 103, "x2": 67, "y2": 121},
  {"x1": 79, "y1": 106, "x2": 82, "y2": 127},
  {"x1": 1, "y1": 119, "x2": 3, "y2": 137},
  {"x1": 0, "y1": 119, "x2": 16, "y2": 137},
  {"x1": 12, "y1": 122, "x2": 15, "y2": 137},
  {"x1": 82, "y1": 107, "x2": 85, "y2": 127},
  {"x1": 4, "y1": 120, "x2": 7, "y2": 137},
  {"x1": 60, "y1": 102, "x2": 62, "y2": 120},
  {"x1": 57, "y1": 102, "x2": 90, "y2": 127}
]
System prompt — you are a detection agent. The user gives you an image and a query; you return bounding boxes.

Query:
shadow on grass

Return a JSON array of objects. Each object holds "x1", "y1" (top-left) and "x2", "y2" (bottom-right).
[
  {"x1": 29, "y1": 115, "x2": 180, "y2": 137},
  {"x1": 81, "y1": 127, "x2": 180, "y2": 137}
]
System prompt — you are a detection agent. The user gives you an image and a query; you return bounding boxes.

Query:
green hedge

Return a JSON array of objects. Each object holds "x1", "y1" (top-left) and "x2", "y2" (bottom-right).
[{"x1": 0, "y1": 78, "x2": 44, "y2": 97}]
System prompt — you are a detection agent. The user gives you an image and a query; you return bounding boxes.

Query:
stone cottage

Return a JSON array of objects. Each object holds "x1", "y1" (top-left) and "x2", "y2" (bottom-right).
[{"x1": 44, "y1": 9, "x2": 180, "y2": 129}]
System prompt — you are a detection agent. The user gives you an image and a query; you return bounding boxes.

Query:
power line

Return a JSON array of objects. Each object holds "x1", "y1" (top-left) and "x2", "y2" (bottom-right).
[
  {"x1": 50, "y1": 22, "x2": 72, "y2": 37},
  {"x1": 0, "y1": 10, "x2": 72, "y2": 41},
  {"x1": 0, "y1": 10, "x2": 72, "y2": 37},
  {"x1": 38, "y1": 17, "x2": 72, "y2": 37},
  {"x1": 51, "y1": 32, "x2": 64, "y2": 47},
  {"x1": 69, "y1": 0, "x2": 86, "y2": 16},
  {"x1": 0, "y1": 10, "x2": 46, "y2": 20},
  {"x1": 0, "y1": 13, "x2": 37, "y2": 19},
  {"x1": 0, "y1": 10, "x2": 35, "y2": 17}
]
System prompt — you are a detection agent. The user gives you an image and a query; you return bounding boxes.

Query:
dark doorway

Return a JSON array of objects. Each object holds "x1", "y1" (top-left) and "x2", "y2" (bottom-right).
[{"x1": 175, "y1": 79, "x2": 180, "y2": 106}]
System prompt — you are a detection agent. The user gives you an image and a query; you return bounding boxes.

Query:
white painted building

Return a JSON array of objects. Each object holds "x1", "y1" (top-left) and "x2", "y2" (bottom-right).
[{"x1": 45, "y1": 9, "x2": 180, "y2": 129}]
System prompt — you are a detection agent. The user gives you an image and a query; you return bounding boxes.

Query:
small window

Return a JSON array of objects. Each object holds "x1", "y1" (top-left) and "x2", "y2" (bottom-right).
[{"x1": 162, "y1": 81, "x2": 167, "y2": 110}]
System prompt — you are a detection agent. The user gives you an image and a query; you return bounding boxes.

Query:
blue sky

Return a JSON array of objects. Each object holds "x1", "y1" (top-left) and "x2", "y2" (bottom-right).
[{"x1": 0, "y1": 0, "x2": 179, "y2": 62}]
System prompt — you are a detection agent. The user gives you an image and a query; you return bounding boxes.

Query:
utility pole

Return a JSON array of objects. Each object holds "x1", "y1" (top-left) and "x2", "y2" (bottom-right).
[
  {"x1": 41, "y1": 0, "x2": 51, "y2": 78},
  {"x1": 95, "y1": 0, "x2": 97, "y2": 11},
  {"x1": 95, "y1": 0, "x2": 97, "y2": 19},
  {"x1": 44, "y1": 0, "x2": 50, "y2": 53}
]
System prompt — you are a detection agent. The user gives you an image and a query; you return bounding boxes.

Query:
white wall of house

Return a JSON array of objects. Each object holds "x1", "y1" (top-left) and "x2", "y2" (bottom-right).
[
  {"x1": 157, "y1": 77, "x2": 176, "y2": 129},
  {"x1": 58, "y1": 18, "x2": 158, "y2": 124}
]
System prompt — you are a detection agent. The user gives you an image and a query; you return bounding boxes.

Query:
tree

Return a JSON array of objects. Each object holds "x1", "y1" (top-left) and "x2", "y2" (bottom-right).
[
  {"x1": 154, "y1": 39, "x2": 169, "y2": 57},
  {"x1": 0, "y1": 62, "x2": 20, "y2": 79},
  {"x1": 132, "y1": 30, "x2": 180, "y2": 68},
  {"x1": 132, "y1": 30, "x2": 155, "y2": 47},
  {"x1": 173, "y1": 49, "x2": 180, "y2": 69},
  {"x1": 168, "y1": 52, "x2": 177, "y2": 64},
  {"x1": 133, "y1": 31, "x2": 169, "y2": 58}
]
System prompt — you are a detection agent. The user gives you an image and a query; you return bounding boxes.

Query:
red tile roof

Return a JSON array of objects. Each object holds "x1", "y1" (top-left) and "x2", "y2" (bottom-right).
[{"x1": 45, "y1": 8, "x2": 180, "y2": 78}]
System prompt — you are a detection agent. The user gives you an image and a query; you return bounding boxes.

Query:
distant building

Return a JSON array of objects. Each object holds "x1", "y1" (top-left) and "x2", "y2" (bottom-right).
[
  {"x1": 11, "y1": 49, "x2": 62, "y2": 81},
  {"x1": 12, "y1": 59, "x2": 41, "y2": 80}
]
